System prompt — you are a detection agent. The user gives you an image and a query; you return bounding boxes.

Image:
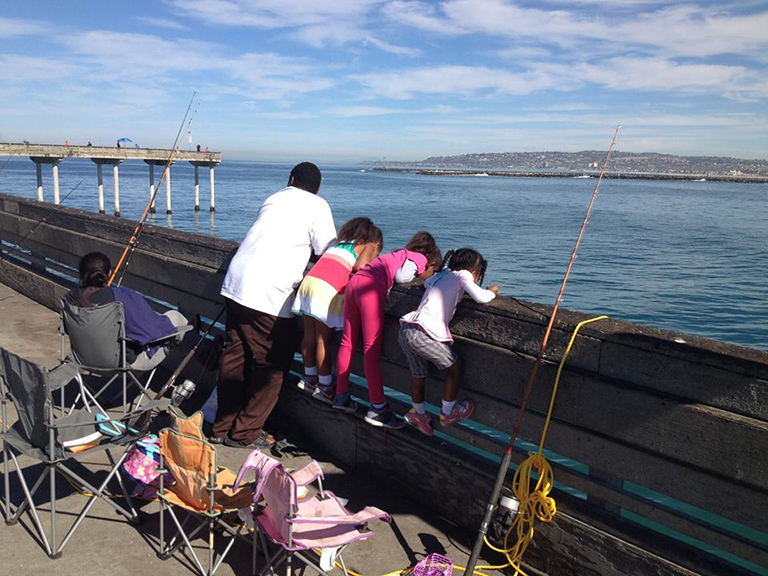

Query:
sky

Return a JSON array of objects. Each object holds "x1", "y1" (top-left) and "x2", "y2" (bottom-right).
[{"x1": 1, "y1": 0, "x2": 767, "y2": 162}]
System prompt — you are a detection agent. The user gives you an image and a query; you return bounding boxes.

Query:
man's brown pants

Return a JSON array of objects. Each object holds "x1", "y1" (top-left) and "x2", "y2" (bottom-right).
[{"x1": 212, "y1": 300, "x2": 296, "y2": 443}]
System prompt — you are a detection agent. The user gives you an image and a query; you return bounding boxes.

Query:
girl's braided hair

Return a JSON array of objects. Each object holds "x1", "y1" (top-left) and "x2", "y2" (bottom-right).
[
  {"x1": 79, "y1": 252, "x2": 112, "y2": 288},
  {"x1": 405, "y1": 231, "x2": 442, "y2": 269},
  {"x1": 442, "y1": 247, "x2": 488, "y2": 285},
  {"x1": 336, "y1": 217, "x2": 383, "y2": 248}
]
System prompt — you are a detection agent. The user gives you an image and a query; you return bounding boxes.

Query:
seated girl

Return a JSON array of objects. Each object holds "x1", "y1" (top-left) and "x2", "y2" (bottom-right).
[{"x1": 64, "y1": 251, "x2": 189, "y2": 371}]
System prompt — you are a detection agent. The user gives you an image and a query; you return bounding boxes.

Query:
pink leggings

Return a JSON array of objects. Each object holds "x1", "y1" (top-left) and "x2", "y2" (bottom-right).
[{"x1": 335, "y1": 274, "x2": 387, "y2": 405}]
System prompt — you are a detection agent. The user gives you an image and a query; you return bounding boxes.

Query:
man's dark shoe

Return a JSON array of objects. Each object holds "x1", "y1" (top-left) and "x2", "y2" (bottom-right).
[
  {"x1": 209, "y1": 435, "x2": 227, "y2": 445},
  {"x1": 224, "y1": 431, "x2": 274, "y2": 449}
]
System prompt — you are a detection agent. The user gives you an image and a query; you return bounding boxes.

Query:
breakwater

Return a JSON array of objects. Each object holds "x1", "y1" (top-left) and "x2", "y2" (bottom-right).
[
  {"x1": 375, "y1": 167, "x2": 768, "y2": 183},
  {"x1": 0, "y1": 193, "x2": 766, "y2": 576}
]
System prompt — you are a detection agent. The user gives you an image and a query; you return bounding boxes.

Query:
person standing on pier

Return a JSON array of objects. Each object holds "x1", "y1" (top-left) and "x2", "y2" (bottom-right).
[{"x1": 212, "y1": 162, "x2": 337, "y2": 448}]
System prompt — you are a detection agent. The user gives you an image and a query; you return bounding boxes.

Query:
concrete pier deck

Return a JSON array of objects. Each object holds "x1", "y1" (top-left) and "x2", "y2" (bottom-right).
[
  {"x1": 0, "y1": 281, "x2": 505, "y2": 576},
  {"x1": 0, "y1": 142, "x2": 221, "y2": 163}
]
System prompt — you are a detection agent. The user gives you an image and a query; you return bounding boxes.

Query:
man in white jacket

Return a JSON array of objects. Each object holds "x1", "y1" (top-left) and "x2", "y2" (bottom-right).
[{"x1": 213, "y1": 162, "x2": 337, "y2": 448}]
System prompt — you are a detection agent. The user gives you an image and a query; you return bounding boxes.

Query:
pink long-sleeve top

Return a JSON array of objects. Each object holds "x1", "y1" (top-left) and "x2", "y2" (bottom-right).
[
  {"x1": 400, "y1": 268, "x2": 496, "y2": 343},
  {"x1": 357, "y1": 249, "x2": 428, "y2": 291}
]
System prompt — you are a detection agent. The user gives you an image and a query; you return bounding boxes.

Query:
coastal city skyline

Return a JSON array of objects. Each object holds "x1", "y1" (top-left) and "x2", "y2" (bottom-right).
[{"x1": 1, "y1": 1, "x2": 767, "y2": 162}]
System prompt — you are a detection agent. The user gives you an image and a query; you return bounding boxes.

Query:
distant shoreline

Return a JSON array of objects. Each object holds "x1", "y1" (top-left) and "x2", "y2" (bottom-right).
[{"x1": 372, "y1": 167, "x2": 768, "y2": 184}]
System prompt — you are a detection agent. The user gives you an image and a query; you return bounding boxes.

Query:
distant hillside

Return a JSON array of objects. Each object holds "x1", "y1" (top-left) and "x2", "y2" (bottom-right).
[{"x1": 373, "y1": 151, "x2": 768, "y2": 176}]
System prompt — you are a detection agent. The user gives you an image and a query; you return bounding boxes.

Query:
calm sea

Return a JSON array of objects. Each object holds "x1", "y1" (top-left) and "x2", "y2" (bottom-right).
[{"x1": 1, "y1": 157, "x2": 766, "y2": 350}]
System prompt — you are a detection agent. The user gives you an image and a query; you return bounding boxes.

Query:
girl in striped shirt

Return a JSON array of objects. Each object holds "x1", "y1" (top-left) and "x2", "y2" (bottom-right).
[{"x1": 293, "y1": 217, "x2": 383, "y2": 392}]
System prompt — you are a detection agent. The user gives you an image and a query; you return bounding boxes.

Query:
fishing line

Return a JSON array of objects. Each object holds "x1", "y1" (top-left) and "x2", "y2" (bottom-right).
[
  {"x1": 108, "y1": 92, "x2": 198, "y2": 287},
  {"x1": 0, "y1": 144, "x2": 27, "y2": 177},
  {"x1": 0, "y1": 178, "x2": 85, "y2": 267},
  {"x1": 463, "y1": 124, "x2": 622, "y2": 575}
]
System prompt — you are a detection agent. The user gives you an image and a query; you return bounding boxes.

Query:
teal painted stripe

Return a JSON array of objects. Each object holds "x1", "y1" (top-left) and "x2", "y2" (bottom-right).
[
  {"x1": 292, "y1": 357, "x2": 764, "y2": 572},
  {"x1": 622, "y1": 510, "x2": 768, "y2": 576},
  {"x1": 624, "y1": 481, "x2": 768, "y2": 548}
]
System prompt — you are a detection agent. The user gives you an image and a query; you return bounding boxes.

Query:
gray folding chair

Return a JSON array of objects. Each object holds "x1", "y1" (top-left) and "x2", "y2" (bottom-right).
[
  {"x1": 60, "y1": 299, "x2": 189, "y2": 416},
  {"x1": 0, "y1": 347, "x2": 166, "y2": 558}
]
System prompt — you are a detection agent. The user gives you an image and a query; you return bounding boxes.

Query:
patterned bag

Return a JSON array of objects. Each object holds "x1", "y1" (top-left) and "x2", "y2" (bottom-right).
[{"x1": 122, "y1": 435, "x2": 162, "y2": 486}]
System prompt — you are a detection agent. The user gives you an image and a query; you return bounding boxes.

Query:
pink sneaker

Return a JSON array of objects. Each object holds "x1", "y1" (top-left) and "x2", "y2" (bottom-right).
[
  {"x1": 404, "y1": 409, "x2": 434, "y2": 436},
  {"x1": 439, "y1": 399, "x2": 474, "y2": 426}
]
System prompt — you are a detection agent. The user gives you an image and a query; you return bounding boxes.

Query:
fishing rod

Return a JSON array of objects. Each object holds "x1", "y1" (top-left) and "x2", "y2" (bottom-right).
[
  {"x1": 108, "y1": 92, "x2": 198, "y2": 287},
  {"x1": 154, "y1": 305, "x2": 225, "y2": 402},
  {"x1": 463, "y1": 124, "x2": 622, "y2": 575},
  {"x1": 128, "y1": 305, "x2": 226, "y2": 431},
  {"x1": 0, "y1": 178, "x2": 85, "y2": 267}
]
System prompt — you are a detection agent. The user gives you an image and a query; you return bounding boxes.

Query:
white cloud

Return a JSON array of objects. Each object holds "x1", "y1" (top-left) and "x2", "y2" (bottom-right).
[
  {"x1": 328, "y1": 104, "x2": 457, "y2": 117},
  {"x1": 363, "y1": 36, "x2": 421, "y2": 57},
  {"x1": 52, "y1": 31, "x2": 334, "y2": 101},
  {"x1": 354, "y1": 55, "x2": 768, "y2": 100},
  {"x1": 385, "y1": 0, "x2": 768, "y2": 60},
  {"x1": 170, "y1": 0, "x2": 380, "y2": 27},
  {"x1": 0, "y1": 54, "x2": 80, "y2": 83},
  {"x1": 135, "y1": 16, "x2": 190, "y2": 30},
  {"x1": 354, "y1": 65, "x2": 562, "y2": 99},
  {"x1": 540, "y1": 57, "x2": 768, "y2": 99},
  {"x1": 169, "y1": 0, "x2": 400, "y2": 51},
  {"x1": 0, "y1": 16, "x2": 51, "y2": 38},
  {"x1": 381, "y1": 1, "x2": 465, "y2": 34},
  {"x1": 228, "y1": 53, "x2": 335, "y2": 98}
]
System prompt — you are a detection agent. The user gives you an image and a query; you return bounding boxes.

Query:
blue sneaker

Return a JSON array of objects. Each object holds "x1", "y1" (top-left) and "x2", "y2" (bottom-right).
[
  {"x1": 332, "y1": 393, "x2": 359, "y2": 413},
  {"x1": 364, "y1": 405, "x2": 405, "y2": 429}
]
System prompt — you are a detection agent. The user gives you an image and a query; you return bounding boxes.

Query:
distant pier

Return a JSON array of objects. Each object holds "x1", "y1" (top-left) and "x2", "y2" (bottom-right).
[{"x1": 0, "y1": 142, "x2": 222, "y2": 215}]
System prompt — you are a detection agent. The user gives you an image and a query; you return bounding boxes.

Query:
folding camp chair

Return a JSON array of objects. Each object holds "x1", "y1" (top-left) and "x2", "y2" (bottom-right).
[
  {"x1": 60, "y1": 298, "x2": 190, "y2": 416},
  {"x1": 233, "y1": 450, "x2": 390, "y2": 576},
  {"x1": 0, "y1": 347, "x2": 165, "y2": 558},
  {"x1": 157, "y1": 409, "x2": 259, "y2": 576}
]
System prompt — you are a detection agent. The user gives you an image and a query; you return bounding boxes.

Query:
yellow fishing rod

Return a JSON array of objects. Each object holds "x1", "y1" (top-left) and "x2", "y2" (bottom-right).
[{"x1": 463, "y1": 125, "x2": 622, "y2": 575}]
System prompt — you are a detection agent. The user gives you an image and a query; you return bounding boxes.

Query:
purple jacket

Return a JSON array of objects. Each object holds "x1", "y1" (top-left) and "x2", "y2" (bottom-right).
[{"x1": 66, "y1": 286, "x2": 174, "y2": 359}]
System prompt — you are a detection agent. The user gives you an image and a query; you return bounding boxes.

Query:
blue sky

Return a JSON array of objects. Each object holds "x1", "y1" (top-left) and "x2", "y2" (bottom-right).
[{"x1": 1, "y1": 0, "x2": 767, "y2": 161}]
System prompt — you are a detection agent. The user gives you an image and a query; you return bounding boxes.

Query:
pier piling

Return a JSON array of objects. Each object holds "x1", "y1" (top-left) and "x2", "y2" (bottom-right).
[
  {"x1": 35, "y1": 162, "x2": 43, "y2": 202},
  {"x1": 149, "y1": 163, "x2": 156, "y2": 214},
  {"x1": 52, "y1": 161, "x2": 61, "y2": 204},
  {"x1": 209, "y1": 164, "x2": 216, "y2": 212},
  {"x1": 113, "y1": 163, "x2": 121, "y2": 217},
  {"x1": 194, "y1": 164, "x2": 200, "y2": 211},
  {"x1": 96, "y1": 162, "x2": 104, "y2": 213},
  {"x1": 166, "y1": 165, "x2": 172, "y2": 214}
]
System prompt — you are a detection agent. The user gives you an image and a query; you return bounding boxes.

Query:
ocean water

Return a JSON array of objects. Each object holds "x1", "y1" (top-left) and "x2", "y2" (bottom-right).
[{"x1": 1, "y1": 157, "x2": 766, "y2": 350}]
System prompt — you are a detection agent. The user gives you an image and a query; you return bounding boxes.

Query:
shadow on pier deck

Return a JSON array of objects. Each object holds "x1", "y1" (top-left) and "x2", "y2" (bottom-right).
[{"x1": 0, "y1": 281, "x2": 505, "y2": 576}]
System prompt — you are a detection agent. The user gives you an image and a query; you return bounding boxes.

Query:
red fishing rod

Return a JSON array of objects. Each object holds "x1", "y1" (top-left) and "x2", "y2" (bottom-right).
[
  {"x1": 464, "y1": 124, "x2": 622, "y2": 574},
  {"x1": 108, "y1": 92, "x2": 198, "y2": 287}
]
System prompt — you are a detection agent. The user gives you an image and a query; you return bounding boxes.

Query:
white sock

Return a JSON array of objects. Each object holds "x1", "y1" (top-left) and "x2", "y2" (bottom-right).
[
  {"x1": 318, "y1": 374, "x2": 333, "y2": 387},
  {"x1": 412, "y1": 402, "x2": 426, "y2": 415},
  {"x1": 441, "y1": 399, "x2": 456, "y2": 416},
  {"x1": 304, "y1": 365, "x2": 318, "y2": 377}
]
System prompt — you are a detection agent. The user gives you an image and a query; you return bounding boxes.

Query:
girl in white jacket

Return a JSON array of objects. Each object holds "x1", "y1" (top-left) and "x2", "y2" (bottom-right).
[{"x1": 398, "y1": 248, "x2": 499, "y2": 436}]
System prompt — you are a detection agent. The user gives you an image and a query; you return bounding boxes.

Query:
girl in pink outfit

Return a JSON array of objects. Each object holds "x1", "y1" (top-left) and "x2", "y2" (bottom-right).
[
  {"x1": 313, "y1": 232, "x2": 441, "y2": 429},
  {"x1": 398, "y1": 248, "x2": 499, "y2": 436}
]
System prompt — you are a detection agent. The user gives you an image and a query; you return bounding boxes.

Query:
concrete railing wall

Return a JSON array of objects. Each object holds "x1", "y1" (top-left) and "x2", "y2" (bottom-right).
[{"x1": 0, "y1": 193, "x2": 766, "y2": 576}]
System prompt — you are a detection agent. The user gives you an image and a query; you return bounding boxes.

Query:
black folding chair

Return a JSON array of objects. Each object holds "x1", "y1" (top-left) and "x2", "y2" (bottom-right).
[
  {"x1": 0, "y1": 347, "x2": 166, "y2": 558},
  {"x1": 60, "y1": 299, "x2": 190, "y2": 416}
]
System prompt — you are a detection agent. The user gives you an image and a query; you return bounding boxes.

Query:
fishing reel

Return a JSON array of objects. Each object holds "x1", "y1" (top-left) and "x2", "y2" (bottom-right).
[
  {"x1": 171, "y1": 378, "x2": 197, "y2": 407},
  {"x1": 489, "y1": 487, "x2": 520, "y2": 546}
]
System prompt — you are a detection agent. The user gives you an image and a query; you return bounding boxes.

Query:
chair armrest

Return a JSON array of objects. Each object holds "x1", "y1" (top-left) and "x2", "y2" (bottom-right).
[
  {"x1": 48, "y1": 362, "x2": 81, "y2": 392},
  {"x1": 124, "y1": 324, "x2": 193, "y2": 347},
  {"x1": 290, "y1": 460, "x2": 324, "y2": 487},
  {"x1": 291, "y1": 507, "x2": 391, "y2": 525}
]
